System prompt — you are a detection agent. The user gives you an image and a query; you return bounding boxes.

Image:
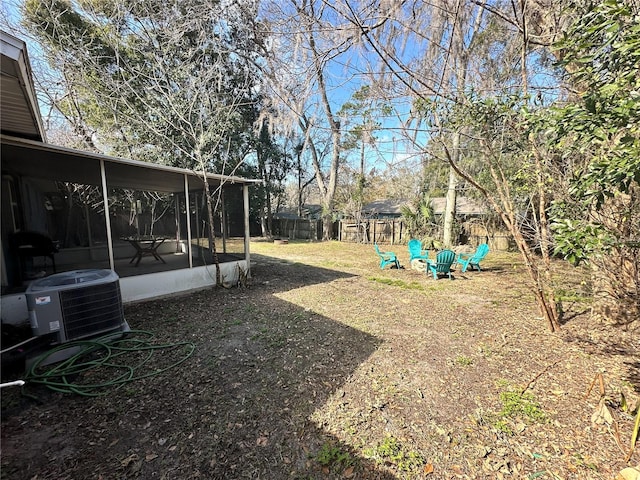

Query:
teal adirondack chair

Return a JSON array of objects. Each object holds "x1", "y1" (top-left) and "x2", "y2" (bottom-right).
[
  {"x1": 456, "y1": 243, "x2": 489, "y2": 272},
  {"x1": 408, "y1": 239, "x2": 429, "y2": 262},
  {"x1": 427, "y1": 249, "x2": 455, "y2": 280},
  {"x1": 374, "y1": 243, "x2": 400, "y2": 270}
]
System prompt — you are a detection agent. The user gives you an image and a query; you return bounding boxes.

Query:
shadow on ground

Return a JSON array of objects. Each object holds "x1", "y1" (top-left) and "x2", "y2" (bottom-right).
[
  {"x1": 1, "y1": 255, "x2": 397, "y2": 479},
  {"x1": 563, "y1": 322, "x2": 640, "y2": 394}
]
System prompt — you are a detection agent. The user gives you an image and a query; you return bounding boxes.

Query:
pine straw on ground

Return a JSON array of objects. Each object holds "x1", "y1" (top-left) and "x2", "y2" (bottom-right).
[{"x1": 1, "y1": 240, "x2": 638, "y2": 480}]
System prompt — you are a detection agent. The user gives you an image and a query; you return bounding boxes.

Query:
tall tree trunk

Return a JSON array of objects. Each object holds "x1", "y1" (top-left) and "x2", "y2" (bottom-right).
[
  {"x1": 260, "y1": 216, "x2": 269, "y2": 238},
  {"x1": 443, "y1": 129, "x2": 463, "y2": 248},
  {"x1": 297, "y1": 147, "x2": 303, "y2": 218},
  {"x1": 257, "y1": 140, "x2": 273, "y2": 239},
  {"x1": 322, "y1": 208, "x2": 333, "y2": 241},
  {"x1": 309, "y1": 24, "x2": 340, "y2": 241},
  {"x1": 443, "y1": 166, "x2": 458, "y2": 248},
  {"x1": 201, "y1": 167, "x2": 221, "y2": 285}
]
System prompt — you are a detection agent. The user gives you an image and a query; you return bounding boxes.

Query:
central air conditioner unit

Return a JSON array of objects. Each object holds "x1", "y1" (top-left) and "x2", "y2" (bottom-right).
[{"x1": 26, "y1": 269, "x2": 128, "y2": 344}]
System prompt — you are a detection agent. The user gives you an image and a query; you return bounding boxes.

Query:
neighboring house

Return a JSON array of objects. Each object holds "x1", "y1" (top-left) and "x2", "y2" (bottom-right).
[
  {"x1": 273, "y1": 204, "x2": 323, "y2": 220},
  {"x1": 272, "y1": 211, "x2": 303, "y2": 221},
  {"x1": 362, "y1": 199, "x2": 407, "y2": 219},
  {"x1": 431, "y1": 196, "x2": 509, "y2": 249},
  {"x1": 362, "y1": 197, "x2": 486, "y2": 219},
  {"x1": 430, "y1": 197, "x2": 486, "y2": 217},
  {"x1": 362, "y1": 197, "x2": 487, "y2": 218},
  {"x1": 1, "y1": 31, "x2": 260, "y2": 311}
]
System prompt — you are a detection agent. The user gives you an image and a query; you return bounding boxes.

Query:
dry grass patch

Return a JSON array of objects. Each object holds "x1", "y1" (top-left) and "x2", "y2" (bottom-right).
[{"x1": 1, "y1": 240, "x2": 637, "y2": 479}]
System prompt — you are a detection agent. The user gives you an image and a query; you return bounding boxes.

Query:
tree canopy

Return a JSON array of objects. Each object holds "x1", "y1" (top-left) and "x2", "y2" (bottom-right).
[
  {"x1": 550, "y1": 0, "x2": 640, "y2": 263},
  {"x1": 4, "y1": 0, "x2": 638, "y2": 326},
  {"x1": 22, "y1": 0, "x2": 262, "y2": 173}
]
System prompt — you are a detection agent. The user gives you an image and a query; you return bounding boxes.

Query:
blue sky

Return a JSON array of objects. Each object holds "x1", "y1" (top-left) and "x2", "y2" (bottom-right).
[{"x1": 1, "y1": 0, "x2": 558, "y2": 180}]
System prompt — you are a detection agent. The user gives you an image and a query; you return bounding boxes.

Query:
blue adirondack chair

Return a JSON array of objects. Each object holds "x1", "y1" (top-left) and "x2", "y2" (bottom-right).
[
  {"x1": 408, "y1": 239, "x2": 429, "y2": 262},
  {"x1": 456, "y1": 243, "x2": 489, "y2": 272},
  {"x1": 426, "y1": 249, "x2": 456, "y2": 280},
  {"x1": 374, "y1": 243, "x2": 400, "y2": 270}
]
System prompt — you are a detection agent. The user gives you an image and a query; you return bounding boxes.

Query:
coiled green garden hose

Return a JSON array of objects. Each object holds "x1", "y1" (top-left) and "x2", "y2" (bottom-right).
[{"x1": 24, "y1": 330, "x2": 196, "y2": 397}]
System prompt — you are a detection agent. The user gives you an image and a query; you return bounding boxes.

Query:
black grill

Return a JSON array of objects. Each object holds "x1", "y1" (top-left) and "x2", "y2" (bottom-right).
[{"x1": 59, "y1": 281, "x2": 124, "y2": 341}]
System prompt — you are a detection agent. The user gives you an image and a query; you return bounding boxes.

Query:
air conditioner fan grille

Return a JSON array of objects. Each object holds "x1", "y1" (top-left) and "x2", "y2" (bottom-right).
[{"x1": 59, "y1": 281, "x2": 124, "y2": 341}]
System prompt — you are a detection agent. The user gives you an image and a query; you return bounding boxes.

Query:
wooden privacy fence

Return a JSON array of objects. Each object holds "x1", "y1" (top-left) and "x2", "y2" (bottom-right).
[
  {"x1": 271, "y1": 218, "x2": 406, "y2": 243},
  {"x1": 339, "y1": 219, "x2": 406, "y2": 244},
  {"x1": 339, "y1": 218, "x2": 512, "y2": 250},
  {"x1": 464, "y1": 222, "x2": 512, "y2": 251},
  {"x1": 272, "y1": 218, "x2": 322, "y2": 240},
  {"x1": 271, "y1": 217, "x2": 512, "y2": 250}
]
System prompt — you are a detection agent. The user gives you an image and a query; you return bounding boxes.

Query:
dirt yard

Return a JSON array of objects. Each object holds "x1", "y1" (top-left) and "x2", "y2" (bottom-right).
[{"x1": 1, "y1": 240, "x2": 638, "y2": 479}]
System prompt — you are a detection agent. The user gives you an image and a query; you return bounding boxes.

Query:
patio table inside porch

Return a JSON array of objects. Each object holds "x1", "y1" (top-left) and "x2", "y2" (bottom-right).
[{"x1": 121, "y1": 236, "x2": 169, "y2": 267}]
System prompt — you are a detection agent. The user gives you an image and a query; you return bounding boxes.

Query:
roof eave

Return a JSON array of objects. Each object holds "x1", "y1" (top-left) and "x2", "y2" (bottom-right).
[{"x1": 1, "y1": 31, "x2": 46, "y2": 142}]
